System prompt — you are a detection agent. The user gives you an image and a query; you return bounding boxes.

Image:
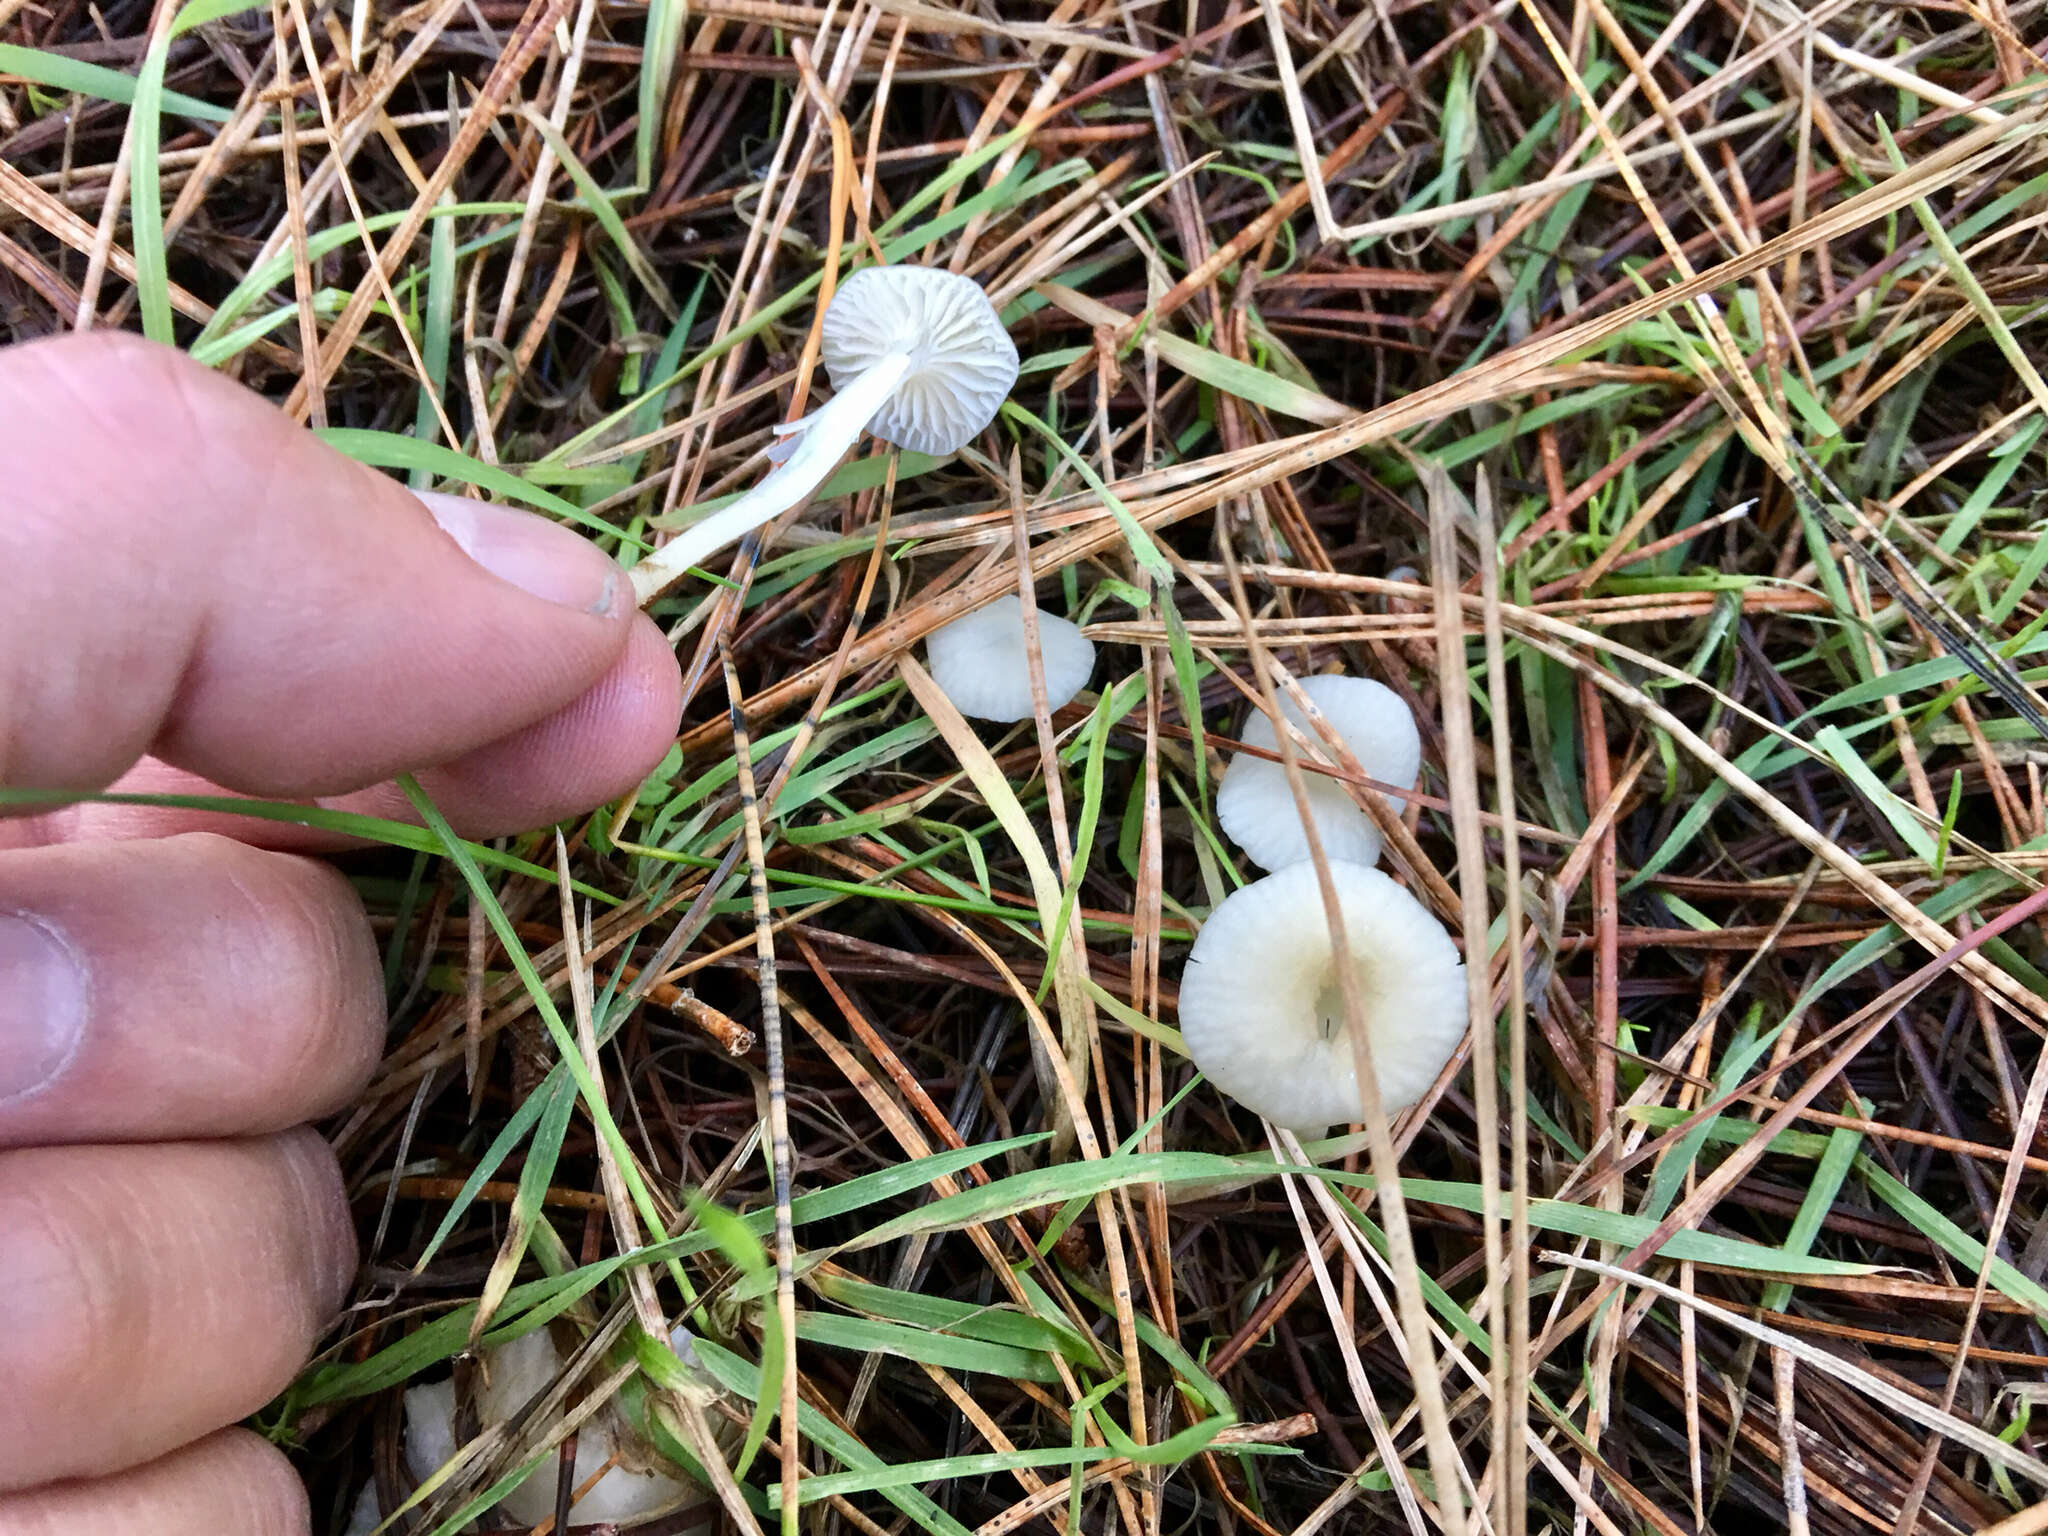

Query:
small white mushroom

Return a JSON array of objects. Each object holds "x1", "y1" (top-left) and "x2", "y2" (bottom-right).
[
  {"x1": 342, "y1": 1479, "x2": 383, "y2": 1536},
  {"x1": 925, "y1": 594, "x2": 1096, "y2": 721},
  {"x1": 1176, "y1": 860, "x2": 1466, "y2": 1133},
  {"x1": 1215, "y1": 673, "x2": 1421, "y2": 872},
  {"x1": 394, "y1": 1326, "x2": 701, "y2": 1531},
  {"x1": 631, "y1": 264, "x2": 1019, "y2": 603},
  {"x1": 402, "y1": 1376, "x2": 461, "y2": 1490}
]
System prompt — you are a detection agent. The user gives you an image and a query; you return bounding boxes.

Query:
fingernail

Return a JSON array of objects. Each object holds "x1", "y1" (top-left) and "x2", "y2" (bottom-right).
[
  {"x1": 417, "y1": 491, "x2": 623, "y2": 616},
  {"x1": 0, "y1": 911, "x2": 87, "y2": 1103}
]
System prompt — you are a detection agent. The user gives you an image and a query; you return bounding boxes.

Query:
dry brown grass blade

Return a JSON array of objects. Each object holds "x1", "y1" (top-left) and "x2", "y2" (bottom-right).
[
  {"x1": 1507, "y1": 616, "x2": 2048, "y2": 1024},
  {"x1": 1214, "y1": 524, "x2": 1471, "y2": 1534},
  {"x1": 551, "y1": 834, "x2": 671, "y2": 1339},
  {"x1": 894, "y1": 651, "x2": 1153, "y2": 1515},
  {"x1": 897, "y1": 651, "x2": 1097, "y2": 1140},
  {"x1": 720, "y1": 643, "x2": 802, "y2": 1534},
  {"x1": 268, "y1": 0, "x2": 323, "y2": 424},
  {"x1": 1552, "y1": 1250, "x2": 2048, "y2": 1488},
  {"x1": 282, "y1": 0, "x2": 572, "y2": 419},
  {"x1": 1266, "y1": 1123, "x2": 1434, "y2": 1536},
  {"x1": 1981, "y1": 1501, "x2": 2048, "y2": 1536},
  {"x1": 1468, "y1": 472, "x2": 1532, "y2": 1536},
  {"x1": 1420, "y1": 459, "x2": 1509, "y2": 1534}
]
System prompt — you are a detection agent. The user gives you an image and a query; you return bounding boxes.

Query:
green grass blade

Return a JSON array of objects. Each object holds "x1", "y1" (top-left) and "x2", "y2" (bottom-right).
[
  {"x1": 1858, "y1": 1155, "x2": 2048, "y2": 1318},
  {"x1": 127, "y1": 22, "x2": 176, "y2": 342},
  {"x1": 0, "y1": 786, "x2": 615, "y2": 901},
  {"x1": 520, "y1": 107, "x2": 673, "y2": 315},
  {"x1": 793, "y1": 1312, "x2": 1064, "y2": 1382},
  {"x1": 410, "y1": 195, "x2": 458, "y2": 478},
  {"x1": 634, "y1": 0, "x2": 686, "y2": 189},
  {"x1": 317, "y1": 428, "x2": 647, "y2": 546},
  {"x1": 0, "y1": 41, "x2": 228, "y2": 119}
]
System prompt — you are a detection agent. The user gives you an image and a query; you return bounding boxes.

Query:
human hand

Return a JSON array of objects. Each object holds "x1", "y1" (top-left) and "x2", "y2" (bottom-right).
[{"x1": 0, "y1": 333, "x2": 683, "y2": 1533}]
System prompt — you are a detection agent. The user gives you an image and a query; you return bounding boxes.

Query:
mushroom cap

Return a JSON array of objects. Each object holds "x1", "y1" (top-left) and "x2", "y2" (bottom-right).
[
  {"x1": 820, "y1": 265, "x2": 1019, "y2": 456},
  {"x1": 401, "y1": 1377, "x2": 460, "y2": 1489},
  {"x1": 496, "y1": 1425, "x2": 694, "y2": 1529},
  {"x1": 1177, "y1": 860, "x2": 1466, "y2": 1132},
  {"x1": 396, "y1": 1327, "x2": 698, "y2": 1530},
  {"x1": 1215, "y1": 673, "x2": 1421, "y2": 872},
  {"x1": 474, "y1": 1325, "x2": 563, "y2": 1424},
  {"x1": 926, "y1": 595, "x2": 1097, "y2": 722},
  {"x1": 342, "y1": 1481, "x2": 383, "y2": 1536}
]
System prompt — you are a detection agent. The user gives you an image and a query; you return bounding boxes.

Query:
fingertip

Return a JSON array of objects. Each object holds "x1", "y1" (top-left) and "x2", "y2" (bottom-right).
[
  {"x1": 154, "y1": 484, "x2": 644, "y2": 799},
  {"x1": 0, "y1": 1427, "x2": 311, "y2": 1536},
  {"x1": 394, "y1": 611, "x2": 683, "y2": 838},
  {"x1": 414, "y1": 492, "x2": 630, "y2": 620},
  {"x1": 0, "y1": 331, "x2": 647, "y2": 800},
  {"x1": 619, "y1": 612, "x2": 688, "y2": 761}
]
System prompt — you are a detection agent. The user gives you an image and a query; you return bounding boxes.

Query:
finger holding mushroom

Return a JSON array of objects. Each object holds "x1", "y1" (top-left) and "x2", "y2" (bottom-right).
[
  {"x1": 924, "y1": 593, "x2": 1097, "y2": 722},
  {"x1": 1215, "y1": 673, "x2": 1422, "y2": 873},
  {"x1": 630, "y1": 265, "x2": 1020, "y2": 605},
  {"x1": 1176, "y1": 860, "x2": 1467, "y2": 1134}
]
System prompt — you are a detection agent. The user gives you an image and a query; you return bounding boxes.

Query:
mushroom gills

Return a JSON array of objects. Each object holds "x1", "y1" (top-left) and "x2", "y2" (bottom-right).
[{"x1": 1175, "y1": 860, "x2": 1466, "y2": 1134}]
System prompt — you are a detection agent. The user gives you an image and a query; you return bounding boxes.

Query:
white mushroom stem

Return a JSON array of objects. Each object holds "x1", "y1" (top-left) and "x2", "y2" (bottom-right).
[{"x1": 628, "y1": 350, "x2": 912, "y2": 605}]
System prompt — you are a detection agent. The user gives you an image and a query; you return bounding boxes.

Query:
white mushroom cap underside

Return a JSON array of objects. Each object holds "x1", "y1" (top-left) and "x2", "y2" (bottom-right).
[
  {"x1": 1215, "y1": 673, "x2": 1422, "y2": 872},
  {"x1": 926, "y1": 595, "x2": 1096, "y2": 721},
  {"x1": 819, "y1": 265, "x2": 1019, "y2": 456},
  {"x1": 1177, "y1": 860, "x2": 1466, "y2": 1132}
]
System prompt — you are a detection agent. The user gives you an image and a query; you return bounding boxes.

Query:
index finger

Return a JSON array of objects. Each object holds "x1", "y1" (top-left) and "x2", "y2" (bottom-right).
[{"x1": 0, "y1": 331, "x2": 640, "y2": 801}]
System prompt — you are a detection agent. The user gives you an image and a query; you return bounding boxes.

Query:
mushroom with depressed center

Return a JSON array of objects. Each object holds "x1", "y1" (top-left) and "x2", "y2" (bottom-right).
[
  {"x1": 1176, "y1": 860, "x2": 1466, "y2": 1133},
  {"x1": 1215, "y1": 673, "x2": 1421, "y2": 873},
  {"x1": 925, "y1": 593, "x2": 1096, "y2": 722},
  {"x1": 630, "y1": 265, "x2": 1019, "y2": 604}
]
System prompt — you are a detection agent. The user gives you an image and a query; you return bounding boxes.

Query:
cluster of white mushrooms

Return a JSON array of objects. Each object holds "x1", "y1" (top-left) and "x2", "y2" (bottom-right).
[
  {"x1": 428, "y1": 262, "x2": 1466, "y2": 1526},
  {"x1": 347, "y1": 1325, "x2": 704, "y2": 1533},
  {"x1": 1179, "y1": 675, "x2": 1470, "y2": 1134}
]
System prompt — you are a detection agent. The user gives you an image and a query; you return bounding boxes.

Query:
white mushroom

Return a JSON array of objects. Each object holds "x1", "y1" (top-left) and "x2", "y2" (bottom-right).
[
  {"x1": 1176, "y1": 860, "x2": 1466, "y2": 1133},
  {"x1": 342, "y1": 1479, "x2": 384, "y2": 1536},
  {"x1": 393, "y1": 1326, "x2": 701, "y2": 1531},
  {"x1": 631, "y1": 264, "x2": 1019, "y2": 603},
  {"x1": 401, "y1": 1376, "x2": 460, "y2": 1492},
  {"x1": 925, "y1": 594, "x2": 1096, "y2": 721},
  {"x1": 1215, "y1": 673, "x2": 1421, "y2": 872}
]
